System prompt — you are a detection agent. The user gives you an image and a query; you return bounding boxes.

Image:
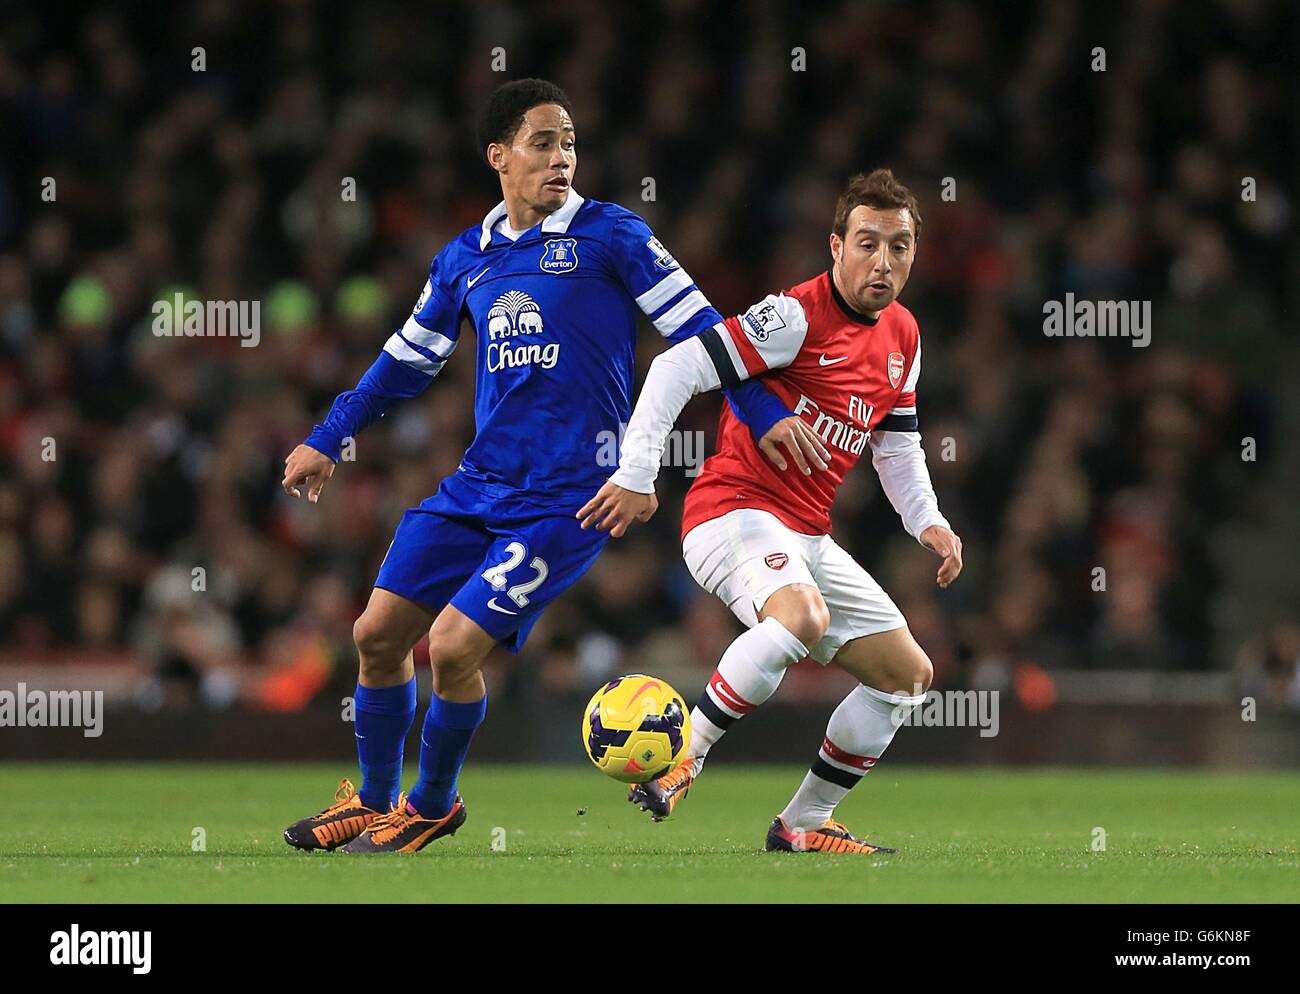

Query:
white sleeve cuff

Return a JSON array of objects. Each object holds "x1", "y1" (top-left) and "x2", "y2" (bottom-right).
[
  {"x1": 608, "y1": 464, "x2": 658, "y2": 495},
  {"x1": 912, "y1": 511, "x2": 952, "y2": 545}
]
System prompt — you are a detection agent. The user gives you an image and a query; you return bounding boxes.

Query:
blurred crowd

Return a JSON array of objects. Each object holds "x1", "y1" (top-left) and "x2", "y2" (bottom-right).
[{"x1": 0, "y1": 0, "x2": 1295, "y2": 710}]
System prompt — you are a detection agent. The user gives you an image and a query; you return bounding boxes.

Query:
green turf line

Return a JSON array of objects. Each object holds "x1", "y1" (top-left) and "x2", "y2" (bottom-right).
[{"x1": 3, "y1": 764, "x2": 1298, "y2": 903}]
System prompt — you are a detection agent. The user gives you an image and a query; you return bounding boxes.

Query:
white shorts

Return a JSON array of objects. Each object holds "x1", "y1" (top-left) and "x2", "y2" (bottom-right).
[{"x1": 682, "y1": 508, "x2": 906, "y2": 665}]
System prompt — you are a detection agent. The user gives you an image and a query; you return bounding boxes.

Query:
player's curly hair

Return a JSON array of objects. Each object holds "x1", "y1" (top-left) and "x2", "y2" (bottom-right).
[
  {"x1": 833, "y1": 169, "x2": 922, "y2": 242},
  {"x1": 476, "y1": 78, "x2": 574, "y2": 159}
]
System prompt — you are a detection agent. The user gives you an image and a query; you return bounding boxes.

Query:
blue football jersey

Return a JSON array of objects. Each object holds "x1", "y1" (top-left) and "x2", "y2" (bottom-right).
[{"x1": 305, "y1": 190, "x2": 789, "y2": 507}]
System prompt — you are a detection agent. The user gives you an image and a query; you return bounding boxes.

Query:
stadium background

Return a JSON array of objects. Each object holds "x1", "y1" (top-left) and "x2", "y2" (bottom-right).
[{"x1": 1, "y1": 0, "x2": 1297, "y2": 767}]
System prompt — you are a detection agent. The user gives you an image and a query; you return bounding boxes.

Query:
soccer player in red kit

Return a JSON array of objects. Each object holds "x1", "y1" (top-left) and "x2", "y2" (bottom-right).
[{"x1": 578, "y1": 169, "x2": 963, "y2": 854}]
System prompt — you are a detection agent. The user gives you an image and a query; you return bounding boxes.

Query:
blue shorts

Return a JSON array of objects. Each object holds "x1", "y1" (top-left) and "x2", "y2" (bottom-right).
[{"x1": 374, "y1": 474, "x2": 608, "y2": 652}]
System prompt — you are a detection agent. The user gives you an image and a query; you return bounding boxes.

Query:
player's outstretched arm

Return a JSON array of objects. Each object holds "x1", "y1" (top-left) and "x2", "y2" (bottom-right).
[
  {"x1": 575, "y1": 383, "x2": 829, "y2": 535},
  {"x1": 580, "y1": 291, "x2": 823, "y2": 534},
  {"x1": 607, "y1": 214, "x2": 823, "y2": 476},
  {"x1": 577, "y1": 335, "x2": 721, "y2": 535},
  {"x1": 285, "y1": 351, "x2": 441, "y2": 503},
  {"x1": 300, "y1": 351, "x2": 441, "y2": 459},
  {"x1": 288, "y1": 257, "x2": 459, "y2": 504}
]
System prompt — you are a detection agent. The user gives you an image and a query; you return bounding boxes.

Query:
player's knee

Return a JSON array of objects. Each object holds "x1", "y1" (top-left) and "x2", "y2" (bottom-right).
[
  {"x1": 775, "y1": 590, "x2": 830, "y2": 648},
  {"x1": 909, "y1": 649, "x2": 934, "y2": 695},
  {"x1": 353, "y1": 613, "x2": 408, "y2": 675},
  {"x1": 884, "y1": 640, "x2": 933, "y2": 696},
  {"x1": 426, "y1": 630, "x2": 484, "y2": 685}
]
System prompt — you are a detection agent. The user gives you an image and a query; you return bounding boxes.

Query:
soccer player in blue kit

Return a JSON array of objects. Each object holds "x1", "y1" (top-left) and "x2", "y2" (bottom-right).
[{"x1": 280, "y1": 79, "x2": 827, "y2": 853}]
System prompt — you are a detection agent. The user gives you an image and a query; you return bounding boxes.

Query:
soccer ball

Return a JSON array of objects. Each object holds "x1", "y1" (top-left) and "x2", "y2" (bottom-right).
[{"x1": 581, "y1": 674, "x2": 691, "y2": 783}]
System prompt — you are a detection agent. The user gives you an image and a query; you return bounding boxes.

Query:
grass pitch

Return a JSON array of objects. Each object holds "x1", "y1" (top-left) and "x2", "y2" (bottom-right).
[{"x1": 4, "y1": 763, "x2": 1298, "y2": 903}]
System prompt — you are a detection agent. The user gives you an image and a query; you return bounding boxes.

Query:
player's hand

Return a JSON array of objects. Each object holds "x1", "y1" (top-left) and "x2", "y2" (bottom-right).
[
  {"x1": 576, "y1": 481, "x2": 658, "y2": 537},
  {"x1": 920, "y1": 524, "x2": 963, "y2": 589},
  {"x1": 758, "y1": 416, "x2": 831, "y2": 475},
  {"x1": 282, "y1": 444, "x2": 336, "y2": 503}
]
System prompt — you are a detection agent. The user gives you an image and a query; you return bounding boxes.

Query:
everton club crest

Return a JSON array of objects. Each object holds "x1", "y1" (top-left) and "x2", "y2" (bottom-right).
[{"x1": 540, "y1": 238, "x2": 579, "y2": 274}]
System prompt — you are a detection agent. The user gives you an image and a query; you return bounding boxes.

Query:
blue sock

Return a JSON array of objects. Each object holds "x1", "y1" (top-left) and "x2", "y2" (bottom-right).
[
  {"x1": 406, "y1": 692, "x2": 487, "y2": 819},
  {"x1": 354, "y1": 678, "x2": 417, "y2": 812}
]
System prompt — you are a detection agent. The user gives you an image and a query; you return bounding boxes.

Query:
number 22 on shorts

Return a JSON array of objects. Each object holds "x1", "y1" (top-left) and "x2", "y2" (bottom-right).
[{"x1": 480, "y1": 541, "x2": 549, "y2": 609}]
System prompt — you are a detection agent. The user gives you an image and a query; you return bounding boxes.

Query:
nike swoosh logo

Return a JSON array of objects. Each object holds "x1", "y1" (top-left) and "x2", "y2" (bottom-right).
[
  {"x1": 467, "y1": 267, "x2": 491, "y2": 289},
  {"x1": 627, "y1": 680, "x2": 663, "y2": 707},
  {"x1": 819, "y1": 354, "x2": 849, "y2": 366},
  {"x1": 487, "y1": 598, "x2": 518, "y2": 616}
]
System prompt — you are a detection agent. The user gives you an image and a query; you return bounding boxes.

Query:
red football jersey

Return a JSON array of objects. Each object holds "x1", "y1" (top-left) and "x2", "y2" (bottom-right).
[{"x1": 683, "y1": 271, "x2": 921, "y2": 538}]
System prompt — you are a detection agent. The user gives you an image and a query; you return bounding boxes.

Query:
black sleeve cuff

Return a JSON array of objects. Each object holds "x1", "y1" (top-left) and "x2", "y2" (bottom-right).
[{"x1": 875, "y1": 413, "x2": 919, "y2": 432}]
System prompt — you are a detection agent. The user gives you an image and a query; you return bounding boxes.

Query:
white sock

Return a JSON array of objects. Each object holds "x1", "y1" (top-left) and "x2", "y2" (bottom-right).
[
  {"x1": 779, "y1": 683, "x2": 925, "y2": 831},
  {"x1": 688, "y1": 617, "x2": 808, "y2": 774}
]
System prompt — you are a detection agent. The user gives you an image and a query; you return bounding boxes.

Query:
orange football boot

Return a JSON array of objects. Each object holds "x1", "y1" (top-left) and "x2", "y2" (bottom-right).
[
  {"x1": 628, "y1": 756, "x2": 696, "y2": 821},
  {"x1": 765, "y1": 815, "x2": 896, "y2": 854},
  {"x1": 284, "y1": 778, "x2": 385, "y2": 851},
  {"x1": 342, "y1": 792, "x2": 467, "y2": 854}
]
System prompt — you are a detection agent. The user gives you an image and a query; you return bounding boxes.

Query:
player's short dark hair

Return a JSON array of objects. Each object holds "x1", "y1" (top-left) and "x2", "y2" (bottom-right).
[
  {"x1": 833, "y1": 169, "x2": 922, "y2": 241},
  {"x1": 475, "y1": 78, "x2": 574, "y2": 158}
]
